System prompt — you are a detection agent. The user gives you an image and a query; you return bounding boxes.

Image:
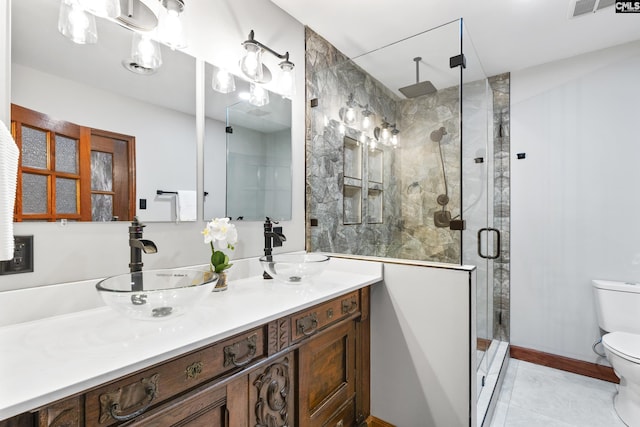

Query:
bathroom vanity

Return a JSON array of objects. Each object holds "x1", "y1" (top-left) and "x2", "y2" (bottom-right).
[{"x1": 0, "y1": 264, "x2": 381, "y2": 426}]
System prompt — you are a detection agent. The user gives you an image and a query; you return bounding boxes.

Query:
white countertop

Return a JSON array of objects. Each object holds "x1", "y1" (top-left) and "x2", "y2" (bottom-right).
[{"x1": 0, "y1": 260, "x2": 382, "y2": 420}]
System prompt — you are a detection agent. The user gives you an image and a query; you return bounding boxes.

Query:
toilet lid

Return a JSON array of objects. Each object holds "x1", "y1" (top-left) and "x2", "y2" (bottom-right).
[{"x1": 603, "y1": 332, "x2": 640, "y2": 363}]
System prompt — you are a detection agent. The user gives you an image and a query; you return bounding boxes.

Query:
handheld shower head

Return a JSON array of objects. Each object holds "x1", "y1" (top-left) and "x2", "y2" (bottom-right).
[{"x1": 430, "y1": 127, "x2": 447, "y2": 142}]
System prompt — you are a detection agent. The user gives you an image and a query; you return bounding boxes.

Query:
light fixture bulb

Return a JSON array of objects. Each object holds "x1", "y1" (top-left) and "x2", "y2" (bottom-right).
[
  {"x1": 359, "y1": 132, "x2": 367, "y2": 145},
  {"x1": 370, "y1": 139, "x2": 377, "y2": 151},
  {"x1": 58, "y1": 0, "x2": 97, "y2": 44},
  {"x1": 338, "y1": 122, "x2": 346, "y2": 135},
  {"x1": 278, "y1": 61, "x2": 295, "y2": 98},
  {"x1": 381, "y1": 126, "x2": 390, "y2": 142},
  {"x1": 158, "y1": 6, "x2": 187, "y2": 50},
  {"x1": 240, "y1": 42, "x2": 264, "y2": 82},
  {"x1": 345, "y1": 107, "x2": 356, "y2": 125},
  {"x1": 212, "y1": 67, "x2": 236, "y2": 94},
  {"x1": 249, "y1": 83, "x2": 269, "y2": 107},
  {"x1": 362, "y1": 114, "x2": 371, "y2": 130},
  {"x1": 131, "y1": 32, "x2": 162, "y2": 70},
  {"x1": 391, "y1": 128, "x2": 400, "y2": 147},
  {"x1": 78, "y1": 0, "x2": 120, "y2": 18}
]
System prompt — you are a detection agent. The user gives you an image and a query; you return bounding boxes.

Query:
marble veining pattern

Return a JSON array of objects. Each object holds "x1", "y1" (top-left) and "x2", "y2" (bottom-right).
[{"x1": 490, "y1": 360, "x2": 624, "y2": 427}]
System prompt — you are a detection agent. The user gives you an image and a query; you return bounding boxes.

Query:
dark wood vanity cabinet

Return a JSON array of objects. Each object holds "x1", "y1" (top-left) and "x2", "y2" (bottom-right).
[{"x1": 0, "y1": 287, "x2": 370, "y2": 427}]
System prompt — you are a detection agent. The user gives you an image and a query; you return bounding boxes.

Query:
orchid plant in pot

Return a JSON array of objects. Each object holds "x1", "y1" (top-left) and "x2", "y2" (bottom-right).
[{"x1": 202, "y1": 218, "x2": 238, "y2": 291}]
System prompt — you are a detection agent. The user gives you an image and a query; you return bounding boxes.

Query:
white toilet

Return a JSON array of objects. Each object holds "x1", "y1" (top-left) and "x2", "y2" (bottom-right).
[{"x1": 593, "y1": 279, "x2": 640, "y2": 427}]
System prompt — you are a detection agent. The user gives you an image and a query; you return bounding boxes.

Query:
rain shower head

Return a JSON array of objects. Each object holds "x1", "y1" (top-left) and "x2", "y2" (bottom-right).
[{"x1": 399, "y1": 57, "x2": 437, "y2": 99}]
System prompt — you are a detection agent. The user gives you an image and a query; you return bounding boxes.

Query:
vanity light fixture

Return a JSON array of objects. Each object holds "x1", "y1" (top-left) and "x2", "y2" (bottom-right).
[
  {"x1": 58, "y1": 0, "x2": 98, "y2": 44},
  {"x1": 239, "y1": 30, "x2": 296, "y2": 98},
  {"x1": 212, "y1": 67, "x2": 236, "y2": 94},
  {"x1": 373, "y1": 119, "x2": 400, "y2": 148},
  {"x1": 158, "y1": 0, "x2": 187, "y2": 50}
]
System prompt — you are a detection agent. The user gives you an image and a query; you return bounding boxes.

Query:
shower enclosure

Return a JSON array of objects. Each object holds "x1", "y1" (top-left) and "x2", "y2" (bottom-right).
[{"x1": 305, "y1": 18, "x2": 509, "y2": 425}]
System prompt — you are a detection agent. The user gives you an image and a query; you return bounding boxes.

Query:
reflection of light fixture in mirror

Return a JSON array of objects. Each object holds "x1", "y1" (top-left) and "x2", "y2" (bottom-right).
[
  {"x1": 240, "y1": 30, "x2": 295, "y2": 96},
  {"x1": 391, "y1": 128, "x2": 399, "y2": 147},
  {"x1": 373, "y1": 119, "x2": 400, "y2": 147},
  {"x1": 131, "y1": 32, "x2": 162, "y2": 70},
  {"x1": 361, "y1": 107, "x2": 373, "y2": 129},
  {"x1": 158, "y1": 0, "x2": 187, "y2": 50},
  {"x1": 78, "y1": 0, "x2": 120, "y2": 18},
  {"x1": 212, "y1": 67, "x2": 236, "y2": 94},
  {"x1": 249, "y1": 83, "x2": 269, "y2": 107},
  {"x1": 58, "y1": 0, "x2": 98, "y2": 44}
]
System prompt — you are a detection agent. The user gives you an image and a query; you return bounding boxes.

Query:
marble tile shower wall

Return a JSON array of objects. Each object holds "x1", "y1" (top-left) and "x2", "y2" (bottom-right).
[
  {"x1": 305, "y1": 27, "x2": 401, "y2": 257},
  {"x1": 305, "y1": 27, "x2": 461, "y2": 263},
  {"x1": 490, "y1": 73, "x2": 511, "y2": 341}
]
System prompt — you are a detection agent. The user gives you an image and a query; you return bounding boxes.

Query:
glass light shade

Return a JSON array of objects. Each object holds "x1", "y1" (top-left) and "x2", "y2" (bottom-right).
[
  {"x1": 362, "y1": 114, "x2": 371, "y2": 129},
  {"x1": 249, "y1": 83, "x2": 269, "y2": 107},
  {"x1": 359, "y1": 132, "x2": 367, "y2": 145},
  {"x1": 158, "y1": 9, "x2": 187, "y2": 50},
  {"x1": 391, "y1": 134, "x2": 399, "y2": 146},
  {"x1": 58, "y1": 0, "x2": 97, "y2": 45},
  {"x1": 240, "y1": 43, "x2": 264, "y2": 81},
  {"x1": 278, "y1": 62, "x2": 295, "y2": 98},
  {"x1": 78, "y1": 0, "x2": 120, "y2": 18},
  {"x1": 338, "y1": 122, "x2": 346, "y2": 135},
  {"x1": 131, "y1": 32, "x2": 162, "y2": 70},
  {"x1": 381, "y1": 126, "x2": 390, "y2": 142},
  {"x1": 212, "y1": 67, "x2": 236, "y2": 94},
  {"x1": 344, "y1": 107, "x2": 356, "y2": 125}
]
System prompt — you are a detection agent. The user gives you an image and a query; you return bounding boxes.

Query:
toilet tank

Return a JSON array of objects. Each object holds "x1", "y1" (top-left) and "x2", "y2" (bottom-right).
[{"x1": 592, "y1": 280, "x2": 640, "y2": 334}]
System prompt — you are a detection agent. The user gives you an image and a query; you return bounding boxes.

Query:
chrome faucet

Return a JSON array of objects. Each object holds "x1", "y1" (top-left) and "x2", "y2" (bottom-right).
[
  {"x1": 263, "y1": 217, "x2": 286, "y2": 279},
  {"x1": 129, "y1": 217, "x2": 157, "y2": 292}
]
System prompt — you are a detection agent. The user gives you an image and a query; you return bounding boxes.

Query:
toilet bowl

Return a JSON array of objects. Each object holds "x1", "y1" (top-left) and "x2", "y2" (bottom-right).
[
  {"x1": 592, "y1": 280, "x2": 640, "y2": 427},
  {"x1": 602, "y1": 331, "x2": 640, "y2": 426}
]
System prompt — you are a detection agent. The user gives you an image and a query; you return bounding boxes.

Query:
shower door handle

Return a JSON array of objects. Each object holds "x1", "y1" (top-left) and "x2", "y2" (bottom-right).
[{"x1": 477, "y1": 228, "x2": 501, "y2": 260}]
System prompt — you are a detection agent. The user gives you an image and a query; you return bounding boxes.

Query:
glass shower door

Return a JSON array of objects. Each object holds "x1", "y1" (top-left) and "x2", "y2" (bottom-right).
[{"x1": 459, "y1": 19, "x2": 496, "y2": 400}]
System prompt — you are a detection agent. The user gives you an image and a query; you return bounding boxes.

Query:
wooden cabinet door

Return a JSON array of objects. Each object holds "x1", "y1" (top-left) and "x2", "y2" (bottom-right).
[
  {"x1": 247, "y1": 353, "x2": 295, "y2": 427},
  {"x1": 298, "y1": 320, "x2": 356, "y2": 427}
]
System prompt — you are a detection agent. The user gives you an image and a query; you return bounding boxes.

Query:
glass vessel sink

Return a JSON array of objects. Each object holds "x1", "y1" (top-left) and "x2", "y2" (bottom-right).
[
  {"x1": 259, "y1": 254, "x2": 330, "y2": 284},
  {"x1": 96, "y1": 269, "x2": 218, "y2": 320}
]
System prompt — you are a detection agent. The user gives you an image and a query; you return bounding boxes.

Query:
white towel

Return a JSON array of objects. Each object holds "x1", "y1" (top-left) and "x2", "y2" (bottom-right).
[
  {"x1": 0, "y1": 120, "x2": 19, "y2": 261},
  {"x1": 177, "y1": 190, "x2": 197, "y2": 222}
]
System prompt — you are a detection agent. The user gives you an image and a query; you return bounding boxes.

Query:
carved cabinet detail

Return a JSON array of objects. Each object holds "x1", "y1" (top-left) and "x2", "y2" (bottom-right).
[
  {"x1": 250, "y1": 355, "x2": 294, "y2": 427},
  {"x1": 1, "y1": 287, "x2": 371, "y2": 427}
]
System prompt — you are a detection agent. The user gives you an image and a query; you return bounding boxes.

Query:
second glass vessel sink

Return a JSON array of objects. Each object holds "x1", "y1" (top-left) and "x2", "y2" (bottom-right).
[{"x1": 259, "y1": 254, "x2": 330, "y2": 284}]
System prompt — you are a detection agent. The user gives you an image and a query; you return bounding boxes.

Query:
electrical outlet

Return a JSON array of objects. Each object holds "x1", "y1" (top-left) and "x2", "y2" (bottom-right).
[{"x1": 0, "y1": 236, "x2": 34, "y2": 275}]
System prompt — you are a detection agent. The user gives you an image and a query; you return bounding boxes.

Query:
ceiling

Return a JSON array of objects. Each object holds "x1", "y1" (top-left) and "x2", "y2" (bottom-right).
[{"x1": 271, "y1": 0, "x2": 640, "y2": 87}]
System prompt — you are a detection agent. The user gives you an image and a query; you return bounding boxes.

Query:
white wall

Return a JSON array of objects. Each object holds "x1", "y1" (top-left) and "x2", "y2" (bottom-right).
[
  {"x1": 371, "y1": 262, "x2": 476, "y2": 427},
  {"x1": 0, "y1": 0, "x2": 306, "y2": 291},
  {"x1": 511, "y1": 40, "x2": 640, "y2": 363}
]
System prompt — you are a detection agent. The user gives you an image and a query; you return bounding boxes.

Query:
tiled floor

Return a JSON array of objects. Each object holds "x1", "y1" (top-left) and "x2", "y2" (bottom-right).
[{"x1": 490, "y1": 359, "x2": 626, "y2": 426}]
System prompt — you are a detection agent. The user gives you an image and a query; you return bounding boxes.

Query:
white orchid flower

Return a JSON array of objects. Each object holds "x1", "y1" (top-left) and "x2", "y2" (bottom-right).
[{"x1": 203, "y1": 218, "x2": 238, "y2": 250}]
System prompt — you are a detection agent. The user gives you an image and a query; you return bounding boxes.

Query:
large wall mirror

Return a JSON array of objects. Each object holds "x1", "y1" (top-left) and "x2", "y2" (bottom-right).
[
  {"x1": 11, "y1": 0, "x2": 197, "y2": 222},
  {"x1": 203, "y1": 62, "x2": 292, "y2": 222}
]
